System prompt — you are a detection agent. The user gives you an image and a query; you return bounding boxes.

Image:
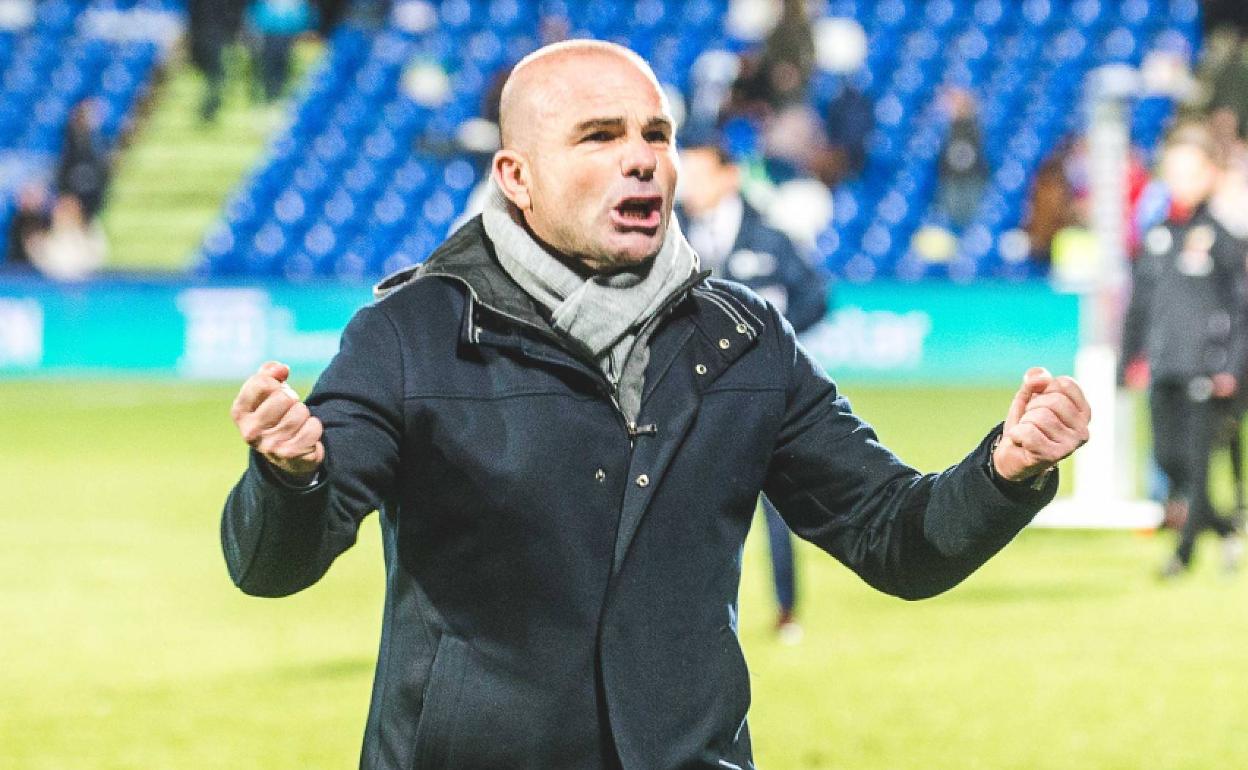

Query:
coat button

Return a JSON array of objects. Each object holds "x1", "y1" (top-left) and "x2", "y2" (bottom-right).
[
  {"x1": 718, "y1": 338, "x2": 730, "y2": 349},
  {"x1": 695, "y1": 363, "x2": 707, "y2": 375},
  {"x1": 635, "y1": 474, "x2": 650, "y2": 488},
  {"x1": 594, "y1": 468, "x2": 606, "y2": 482},
  {"x1": 736, "y1": 323, "x2": 748, "y2": 334}
]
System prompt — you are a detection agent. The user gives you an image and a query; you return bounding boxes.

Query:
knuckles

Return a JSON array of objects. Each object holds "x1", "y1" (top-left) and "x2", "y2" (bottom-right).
[
  {"x1": 289, "y1": 401, "x2": 310, "y2": 423},
  {"x1": 239, "y1": 421, "x2": 264, "y2": 445}
]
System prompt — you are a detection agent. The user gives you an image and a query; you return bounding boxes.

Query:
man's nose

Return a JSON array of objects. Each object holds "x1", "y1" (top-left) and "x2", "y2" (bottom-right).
[{"x1": 621, "y1": 133, "x2": 657, "y2": 181}]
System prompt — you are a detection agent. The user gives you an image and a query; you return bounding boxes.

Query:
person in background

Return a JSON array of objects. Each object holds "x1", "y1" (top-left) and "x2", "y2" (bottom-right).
[
  {"x1": 725, "y1": 0, "x2": 820, "y2": 185},
  {"x1": 188, "y1": 0, "x2": 245, "y2": 123},
  {"x1": 1204, "y1": 29, "x2": 1248, "y2": 141},
  {"x1": 248, "y1": 0, "x2": 315, "y2": 103},
  {"x1": 30, "y1": 100, "x2": 110, "y2": 280},
  {"x1": 1024, "y1": 140, "x2": 1078, "y2": 269},
  {"x1": 56, "y1": 101, "x2": 109, "y2": 224},
  {"x1": 3, "y1": 183, "x2": 51, "y2": 273},
  {"x1": 811, "y1": 74, "x2": 873, "y2": 190},
  {"x1": 678, "y1": 131, "x2": 829, "y2": 641},
  {"x1": 1120, "y1": 123, "x2": 1248, "y2": 577},
  {"x1": 729, "y1": 0, "x2": 814, "y2": 116},
  {"x1": 936, "y1": 87, "x2": 989, "y2": 232}
]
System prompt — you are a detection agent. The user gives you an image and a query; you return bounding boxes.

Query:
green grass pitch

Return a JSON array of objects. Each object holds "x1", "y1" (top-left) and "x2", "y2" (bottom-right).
[{"x1": 2, "y1": 380, "x2": 1246, "y2": 769}]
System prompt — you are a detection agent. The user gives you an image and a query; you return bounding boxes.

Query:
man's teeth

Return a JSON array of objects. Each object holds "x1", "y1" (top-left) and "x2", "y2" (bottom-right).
[{"x1": 619, "y1": 201, "x2": 653, "y2": 217}]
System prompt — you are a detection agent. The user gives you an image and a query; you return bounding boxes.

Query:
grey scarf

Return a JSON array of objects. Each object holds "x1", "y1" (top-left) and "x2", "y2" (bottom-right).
[{"x1": 482, "y1": 181, "x2": 698, "y2": 422}]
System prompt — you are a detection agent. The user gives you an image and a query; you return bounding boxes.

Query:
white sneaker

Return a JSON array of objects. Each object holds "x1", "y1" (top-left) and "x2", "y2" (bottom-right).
[
  {"x1": 776, "y1": 618, "x2": 804, "y2": 646},
  {"x1": 1222, "y1": 534, "x2": 1245, "y2": 575}
]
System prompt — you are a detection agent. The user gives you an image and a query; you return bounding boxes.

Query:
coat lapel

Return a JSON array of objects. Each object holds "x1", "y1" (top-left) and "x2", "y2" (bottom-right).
[{"x1": 610, "y1": 284, "x2": 764, "y2": 573}]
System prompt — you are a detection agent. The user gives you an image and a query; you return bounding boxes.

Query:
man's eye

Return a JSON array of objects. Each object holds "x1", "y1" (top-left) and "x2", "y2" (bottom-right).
[
  {"x1": 583, "y1": 131, "x2": 613, "y2": 142},
  {"x1": 646, "y1": 130, "x2": 670, "y2": 144}
]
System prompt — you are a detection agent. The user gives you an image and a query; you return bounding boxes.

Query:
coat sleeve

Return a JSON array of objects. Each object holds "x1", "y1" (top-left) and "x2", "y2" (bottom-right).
[
  {"x1": 1213, "y1": 227, "x2": 1248, "y2": 381},
  {"x1": 220, "y1": 303, "x2": 405, "y2": 597},
  {"x1": 774, "y1": 233, "x2": 829, "y2": 335},
  {"x1": 761, "y1": 310, "x2": 1056, "y2": 600}
]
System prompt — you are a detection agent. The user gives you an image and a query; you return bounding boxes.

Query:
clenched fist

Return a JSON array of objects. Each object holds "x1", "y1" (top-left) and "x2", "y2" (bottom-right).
[
  {"x1": 231, "y1": 361, "x2": 324, "y2": 483},
  {"x1": 993, "y1": 367, "x2": 1091, "y2": 483}
]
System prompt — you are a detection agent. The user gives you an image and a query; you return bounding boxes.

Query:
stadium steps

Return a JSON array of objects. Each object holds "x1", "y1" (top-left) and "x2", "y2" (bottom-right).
[{"x1": 102, "y1": 41, "x2": 324, "y2": 272}]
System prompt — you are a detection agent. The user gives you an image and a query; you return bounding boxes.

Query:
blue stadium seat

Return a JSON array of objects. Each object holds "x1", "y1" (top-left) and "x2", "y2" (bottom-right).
[{"x1": 183, "y1": 0, "x2": 1201, "y2": 279}]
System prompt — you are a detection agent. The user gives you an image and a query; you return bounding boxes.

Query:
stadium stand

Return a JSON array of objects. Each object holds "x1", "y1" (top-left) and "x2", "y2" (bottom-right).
[
  {"x1": 0, "y1": 0, "x2": 182, "y2": 261},
  {"x1": 1, "y1": 0, "x2": 1195, "y2": 282}
]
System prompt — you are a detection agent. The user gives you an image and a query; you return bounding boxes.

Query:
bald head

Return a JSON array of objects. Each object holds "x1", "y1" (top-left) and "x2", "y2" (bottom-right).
[
  {"x1": 489, "y1": 40, "x2": 679, "y2": 271},
  {"x1": 498, "y1": 40, "x2": 668, "y2": 151}
]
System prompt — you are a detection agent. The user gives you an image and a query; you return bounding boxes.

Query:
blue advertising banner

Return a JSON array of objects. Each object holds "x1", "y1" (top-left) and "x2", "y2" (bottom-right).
[
  {"x1": 0, "y1": 278, "x2": 369, "y2": 379},
  {"x1": 802, "y1": 282, "x2": 1081, "y2": 383},
  {"x1": 0, "y1": 278, "x2": 1079, "y2": 384}
]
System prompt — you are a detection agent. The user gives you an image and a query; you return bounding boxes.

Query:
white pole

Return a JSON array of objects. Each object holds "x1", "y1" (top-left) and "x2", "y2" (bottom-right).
[{"x1": 1033, "y1": 65, "x2": 1161, "y2": 528}]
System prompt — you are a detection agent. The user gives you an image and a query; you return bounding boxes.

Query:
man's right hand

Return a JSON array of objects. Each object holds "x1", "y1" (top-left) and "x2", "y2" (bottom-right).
[{"x1": 231, "y1": 361, "x2": 324, "y2": 483}]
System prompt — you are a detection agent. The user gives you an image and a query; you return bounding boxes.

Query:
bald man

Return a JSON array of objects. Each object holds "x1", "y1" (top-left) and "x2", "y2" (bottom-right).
[{"x1": 223, "y1": 41, "x2": 1090, "y2": 770}]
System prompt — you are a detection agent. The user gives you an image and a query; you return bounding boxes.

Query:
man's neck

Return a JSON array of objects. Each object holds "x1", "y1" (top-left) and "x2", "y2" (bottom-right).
[{"x1": 507, "y1": 204, "x2": 599, "y2": 277}]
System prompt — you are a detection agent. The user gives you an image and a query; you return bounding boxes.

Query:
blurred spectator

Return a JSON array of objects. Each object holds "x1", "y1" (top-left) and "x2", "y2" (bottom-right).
[
  {"x1": 1204, "y1": 30, "x2": 1248, "y2": 139},
  {"x1": 810, "y1": 75, "x2": 873, "y2": 189},
  {"x1": 687, "y1": 50, "x2": 742, "y2": 141},
  {"x1": 1045, "y1": 137, "x2": 1150, "y2": 284},
  {"x1": 677, "y1": 133, "x2": 829, "y2": 642},
  {"x1": 1209, "y1": 107, "x2": 1248, "y2": 237},
  {"x1": 1024, "y1": 140, "x2": 1079, "y2": 268},
  {"x1": 804, "y1": 16, "x2": 872, "y2": 190},
  {"x1": 334, "y1": 0, "x2": 388, "y2": 31},
  {"x1": 936, "y1": 87, "x2": 989, "y2": 231},
  {"x1": 247, "y1": 0, "x2": 315, "y2": 103},
  {"x1": 759, "y1": 103, "x2": 825, "y2": 184},
  {"x1": 1205, "y1": 0, "x2": 1248, "y2": 35},
  {"x1": 188, "y1": 0, "x2": 245, "y2": 122},
  {"x1": 1119, "y1": 123, "x2": 1247, "y2": 577},
  {"x1": 3, "y1": 183, "x2": 50, "y2": 273},
  {"x1": 724, "y1": 0, "x2": 817, "y2": 183},
  {"x1": 31, "y1": 101, "x2": 110, "y2": 280},
  {"x1": 56, "y1": 101, "x2": 110, "y2": 223},
  {"x1": 731, "y1": 0, "x2": 814, "y2": 114}
]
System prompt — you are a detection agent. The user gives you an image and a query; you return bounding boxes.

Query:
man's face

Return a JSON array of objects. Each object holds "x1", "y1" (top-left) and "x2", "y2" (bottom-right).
[
  {"x1": 507, "y1": 54, "x2": 678, "y2": 270},
  {"x1": 678, "y1": 147, "x2": 739, "y2": 217},
  {"x1": 1161, "y1": 144, "x2": 1219, "y2": 209}
]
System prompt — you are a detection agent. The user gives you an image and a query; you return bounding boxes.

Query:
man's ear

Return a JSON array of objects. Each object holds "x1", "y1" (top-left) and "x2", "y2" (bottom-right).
[{"x1": 492, "y1": 149, "x2": 532, "y2": 211}]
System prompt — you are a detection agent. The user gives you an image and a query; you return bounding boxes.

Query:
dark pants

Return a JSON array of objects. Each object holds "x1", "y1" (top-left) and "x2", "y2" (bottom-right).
[
  {"x1": 1151, "y1": 380, "x2": 1239, "y2": 564},
  {"x1": 761, "y1": 495, "x2": 796, "y2": 613},
  {"x1": 258, "y1": 34, "x2": 296, "y2": 102},
  {"x1": 191, "y1": 28, "x2": 227, "y2": 121}
]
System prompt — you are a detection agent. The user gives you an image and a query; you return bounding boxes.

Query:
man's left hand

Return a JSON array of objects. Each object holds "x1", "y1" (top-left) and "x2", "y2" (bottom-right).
[{"x1": 994, "y1": 367, "x2": 1092, "y2": 483}]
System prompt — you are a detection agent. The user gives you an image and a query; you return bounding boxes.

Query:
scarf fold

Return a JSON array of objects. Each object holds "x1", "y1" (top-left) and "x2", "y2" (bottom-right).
[{"x1": 481, "y1": 181, "x2": 698, "y2": 394}]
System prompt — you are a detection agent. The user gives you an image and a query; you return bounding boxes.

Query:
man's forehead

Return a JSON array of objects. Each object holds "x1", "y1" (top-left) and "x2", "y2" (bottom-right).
[
  {"x1": 546, "y1": 64, "x2": 669, "y2": 122},
  {"x1": 559, "y1": 87, "x2": 669, "y2": 121},
  {"x1": 551, "y1": 54, "x2": 663, "y2": 98},
  {"x1": 502, "y1": 44, "x2": 671, "y2": 147}
]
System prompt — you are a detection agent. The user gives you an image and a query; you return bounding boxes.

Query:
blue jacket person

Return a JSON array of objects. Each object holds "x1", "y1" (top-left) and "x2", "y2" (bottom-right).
[{"x1": 223, "y1": 41, "x2": 1092, "y2": 770}]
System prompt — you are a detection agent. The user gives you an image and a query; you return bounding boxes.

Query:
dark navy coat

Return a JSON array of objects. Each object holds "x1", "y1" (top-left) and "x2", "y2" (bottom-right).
[{"x1": 222, "y1": 218, "x2": 1055, "y2": 770}]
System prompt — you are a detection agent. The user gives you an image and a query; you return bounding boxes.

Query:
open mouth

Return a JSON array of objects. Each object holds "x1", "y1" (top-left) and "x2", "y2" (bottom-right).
[{"x1": 610, "y1": 195, "x2": 663, "y2": 231}]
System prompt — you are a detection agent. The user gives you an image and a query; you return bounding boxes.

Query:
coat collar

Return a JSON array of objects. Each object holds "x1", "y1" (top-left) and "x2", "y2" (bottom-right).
[
  {"x1": 373, "y1": 217, "x2": 763, "y2": 370},
  {"x1": 374, "y1": 217, "x2": 551, "y2": 338}
]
